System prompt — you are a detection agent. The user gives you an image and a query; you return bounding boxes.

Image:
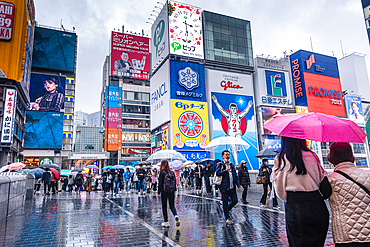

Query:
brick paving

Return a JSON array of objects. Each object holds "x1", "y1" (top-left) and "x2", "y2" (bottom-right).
[{"x1": 0, "y1": 187, "x2": 335, "y2": 246}]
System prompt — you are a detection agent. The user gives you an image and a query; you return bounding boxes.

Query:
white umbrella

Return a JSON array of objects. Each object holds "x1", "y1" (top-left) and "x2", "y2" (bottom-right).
[
  {"x1": 0, "y1": 165, "x2": 9, "y2": 173},
  {"x1": 146, "y1": 150, "x2": 187, "y2": 163},
  {"x1": 170, "y1": 160, "x2": 184, "y2": 171},
  {"x1": 206, "y1": 136, "x2": 250, "y2": 152}
]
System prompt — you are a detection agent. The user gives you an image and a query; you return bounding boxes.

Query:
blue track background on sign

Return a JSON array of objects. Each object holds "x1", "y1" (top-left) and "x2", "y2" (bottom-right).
[
  {"x1": 170, "y1": 60, "x2": 206, "y2": 102},
  {"x1": 211, "y1": 92, "x2": 258, "y2": 170}
]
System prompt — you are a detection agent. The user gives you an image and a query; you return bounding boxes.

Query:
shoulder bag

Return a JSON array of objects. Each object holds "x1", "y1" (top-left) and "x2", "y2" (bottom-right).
[
  {"x1": 256, "y1": 167, "x2": 267, "y2": 184},
  {"x1": 335, "y1": 170, "x2": 370, "y2": 197},
  {"x1": 214, "y1": 164, "x2": 223, "y2": 186}
]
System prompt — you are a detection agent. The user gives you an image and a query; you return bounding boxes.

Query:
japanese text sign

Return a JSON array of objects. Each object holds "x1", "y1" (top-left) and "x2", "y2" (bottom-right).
[
  {"x1": 0, "y1": 1, "x2": 15, "y2": 40},
  {"x1": 1, "y1": 88, "x2": 16, "y2": 143}
]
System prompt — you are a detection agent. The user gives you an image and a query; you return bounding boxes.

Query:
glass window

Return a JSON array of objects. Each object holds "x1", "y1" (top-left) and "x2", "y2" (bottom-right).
[
  {"x1": 212, "y1": 14, "x2": 221, "y2": 23},
  {"x1": 126, "y1": 91, "x2": 134, "y2": 100},
  {"x1": 142, "y1": 93, "x2": 149, "y2": 101}
]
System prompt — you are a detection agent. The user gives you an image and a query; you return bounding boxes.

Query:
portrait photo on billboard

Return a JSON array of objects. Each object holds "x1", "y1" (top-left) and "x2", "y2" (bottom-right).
[
  {"x1": 32, "y1": 27, "x2": 76, "y2": 72},
  {"x1": 24, "y1": 111, "x2": 63, "y2": 149},
  {"x1": 28, "y1": 73, "x2": 65, "y2": 112},
  {"x1": 261, "y1": 107, "x2": 296, "y2": 134},
  {"x1": 211, "y1": 92, "x2": 258, "y2": 170},
  {"x1": 345, "y1": 95, "x2": 365, "y2": 127}
]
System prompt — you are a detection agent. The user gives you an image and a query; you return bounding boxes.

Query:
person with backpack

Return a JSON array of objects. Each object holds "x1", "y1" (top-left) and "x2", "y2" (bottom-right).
[
  {"x1": 158, "y1": 160, "x2": 181, "y2": 228},
  {"x1": 136, "y1": 164, "x2": 147, "y2": 195}
]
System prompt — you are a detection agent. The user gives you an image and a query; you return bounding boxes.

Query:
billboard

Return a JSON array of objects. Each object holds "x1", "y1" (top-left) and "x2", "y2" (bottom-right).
[
  {"x1": 261, "y1": 107, "x2": 296, "y2": 135},
  {"x1": 1, "y1": 89, "x2": 17, "y2": 144},
  {"x1": 345, "y1": 95, "x2": 365, "y2": 127},
  {"x1": 265, "y1": 139, "x2": 281, "y2": 149},
  {"x1": 172, "y1": 99, "x2": 209, "y2": 152},
  {"x1": 168, "y1": 1, "x2": 204, "y2": 59},
  {"x1": 105, "y1": 86, "x2": 122, "y2": 108},
  {"x1": 150, "y1": 59, "x2": 170, "y2": 130},
  {"x1": 105, "y1": 107, "x2": 122, "y2": 129},
  {"x1": 151, "y1": 1, "x2": 169, "y2": 72},
  {"x1": 32, "y1": 27, "x2": 76, "y2": 72},
  {"x1": 0, "y1": 0, "x2": 35, "y2": 82},
  {"x1": 170, "y1": 60, "x2": 206, "y2": 102},
  {"x1": 122, "y1": 133, "x2": 151, "y2": 143},
  {"x1": 24, "y1": 111, "x2": 63, "y2": 149},
  {"x1": 151, "y1": 123, "x2": 169, "y2": 152},
  {"x1": 20, "y1": 21, "x2": 34, "y2": 100},
  {"x1": 110, "y1": 31, "x2": 150, "y2": 80},
  {"x1": 105, "y1": 128, "x2": 121, "y2": 151},
  {"x1": 28, "y1": 73, "x2": 65, "y2": 112},
  {"x1": 211, "y1": 92, "x2": 258, "y2": 170},
  {"x1": 290, "y1": 50, "x2": 346, "y2": 117}
]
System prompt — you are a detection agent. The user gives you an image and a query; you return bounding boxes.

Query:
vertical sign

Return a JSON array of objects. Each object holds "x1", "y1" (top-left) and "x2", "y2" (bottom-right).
[
  {"x1": 168, "y1": 1, "x2": 204, "y2": 59},
  {"x1": 0, "y1": 1, "x2": 15, "y2": 40},
  {"x1": 1, "y1": 88, "x2": 17, "y2": 143},
  {"x1": 345, "y1": 95, "x2": 365, "y2": 127}
]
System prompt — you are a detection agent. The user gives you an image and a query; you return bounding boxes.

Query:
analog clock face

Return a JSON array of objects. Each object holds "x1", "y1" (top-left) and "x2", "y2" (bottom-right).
[{"x1": 168, "y1": 1, "x2": 204, "y2": 58}]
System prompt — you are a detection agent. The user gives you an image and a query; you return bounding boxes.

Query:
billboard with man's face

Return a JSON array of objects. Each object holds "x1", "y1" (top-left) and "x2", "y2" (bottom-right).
[
  {"x1": 28, "y1": 73, "x2": 65, "y2": 112},
  {"x1": 110, "y1": 31, "x2": 150, "y2": 80},
  {"x1": 345, "y1": 95, "x2": 365, "y2": 127}
]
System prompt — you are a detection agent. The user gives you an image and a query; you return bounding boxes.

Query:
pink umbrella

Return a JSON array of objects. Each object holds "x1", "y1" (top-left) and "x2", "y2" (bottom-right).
[
  {"x1": 8, "y1": 162, "x2": 25, "y2": 171},
  {"x1": 264, "y1": 112, "x2": 366, "y2": 143},
  {"x1": 49, "y1": 168, "x2": 60, "y2": 180}
]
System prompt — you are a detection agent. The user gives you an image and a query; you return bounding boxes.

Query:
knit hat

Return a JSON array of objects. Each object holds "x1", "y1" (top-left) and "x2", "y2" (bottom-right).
[{"x1": 327, "y1": 142, "x2": 355, "y2": 165}]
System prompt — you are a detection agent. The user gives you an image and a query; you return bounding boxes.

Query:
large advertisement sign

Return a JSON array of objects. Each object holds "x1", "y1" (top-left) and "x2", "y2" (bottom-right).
[
  {"x1": 20, "y1": 21, "x2": 34, "y2": 101},
  {"x1": 105, "y1": 128, "x2": 121, "y2": 151},
  {"x1": 211, "y1": 92, "x2": 258, "y2": 170},
  {"x1": 24, "y1": 111, "x2": 63, "y2": 149},
  {"x1": 151, "y1": 123, "x2": 169, "y2": 152},
  {"x1": 122, "y1": 133, "x2": 151, "y2": 143},
  {"x1": 168, "y1": 1, "x2": 204, "y2": 59},
  {"x1": 28, "y1": 73, "x2": 65, "y2": 112},
  {"x1": 1, "y1": 89, "x2": 17, "y2": 144},
  {"x1": 150, "y1": 59, "x2": 170, "y2": 130},
  {"x1": 151, "y1": 1, "x2": 169, "y2": 72},
  {"x1": 106, "y1": 86, "x2": 122, "y2": 108},
  {"x1": 110, "y1": 31, "x2": 150, "y2": 80},
  {"x1": 105, "y1": 107, "x2": 122, "y2": 129},
  {"x1": 172, "y1": 99, "x2": 209, "y2": 152},
  {"x1": 0, "y1": 1, "x2": 15, "y2": 40},
  {"x1": 345, "y1": 95, "x2": 365, "y2": 127},
  {"x1": 261, "y1": 107, "x2": 296, "y2": 135},
  {"x1": 32, "y1": 27, "x2": 77, "y2": 72},
  {"x1": 290, "y1": 50, "x2": 346, "y2": 117},
  {"x1": 170, "y1": 60, "x2": 206, "y2": 102}
]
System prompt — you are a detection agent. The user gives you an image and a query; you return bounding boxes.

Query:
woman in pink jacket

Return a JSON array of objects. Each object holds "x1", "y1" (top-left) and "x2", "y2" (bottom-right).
[{"x1": 273, "y1": 137, "x2": 329, "y2": 247}]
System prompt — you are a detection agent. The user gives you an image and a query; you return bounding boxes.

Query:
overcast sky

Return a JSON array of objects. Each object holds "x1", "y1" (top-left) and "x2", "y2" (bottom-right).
[{"x1": 34, "y1": 0, "x2": 370, "y2": 114}]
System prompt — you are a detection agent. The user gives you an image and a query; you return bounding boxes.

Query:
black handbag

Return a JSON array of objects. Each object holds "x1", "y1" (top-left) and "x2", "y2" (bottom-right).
[{"x1": 318, "y1": 176, "x2": 332, "y2": 199}]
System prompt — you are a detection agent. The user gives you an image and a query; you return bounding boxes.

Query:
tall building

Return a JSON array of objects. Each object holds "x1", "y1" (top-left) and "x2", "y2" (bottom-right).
[
  {"x1": 87, "y1": 111, "x2": 100, "y2": 127},
  {"x1": 73, "y1": 110, "x2": 88, "y2": 144},
  {"x1": 22, "y1": 24, "x2": 77, "y2": 169},
  {"x1": 0, "y1": 0, "x2": 36, "y2": 166}
]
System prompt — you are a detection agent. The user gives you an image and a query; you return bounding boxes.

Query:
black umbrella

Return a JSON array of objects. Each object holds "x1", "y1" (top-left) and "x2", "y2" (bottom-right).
[
  {"x1": 255, "y1": 148, "x2": 279, "y2": 158},
  {"x1": 71, "y1": 168, "x2": 84, "y2": 172},
  {"x1": 39, "y1": 163, "x2": 60, "y2": 169}
]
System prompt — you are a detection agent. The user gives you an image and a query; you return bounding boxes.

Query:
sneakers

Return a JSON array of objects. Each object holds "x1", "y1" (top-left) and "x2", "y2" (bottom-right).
[
  {"x1": 259, "y1": 203, "x2": 265, "y2": 208},
  {"x1": 175, "y1": 216, "x2": 181, "y2": 227},
  {"x1": 226, "y1": 219, "x2": 234, "y2": 225},
  {"x1": 273, "y1": 206, "x2": 280, "y2": 210},
  {"x1": 161, "y1": 222, "x2": 170, "y2": 228}
]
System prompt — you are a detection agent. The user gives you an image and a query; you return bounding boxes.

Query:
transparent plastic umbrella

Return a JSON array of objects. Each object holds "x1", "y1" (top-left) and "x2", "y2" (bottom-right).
[{"x1": 147, "y1": 150, "x2": 187, "y2": 163}]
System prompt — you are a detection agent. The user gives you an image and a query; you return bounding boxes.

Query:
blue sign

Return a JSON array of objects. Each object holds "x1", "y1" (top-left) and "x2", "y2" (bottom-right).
[
  {"x1": 106, "y1": 86, "x2": 122, "y2": 107},
  {"x1": 265, "y1": 139, "x2": 281, "y2": 149},
  {"x1": 180, "y1": 151, "x2": 210, "y2": 161},
  {"x1": 265, "y1": 70, "x2": 287, "y2": 97},
  {"x1": 345, "y1": 95, "x2": 365, "y2": 127},
  {"x1": 170, "y1": 60, "x2": 206, "y2": 102}
]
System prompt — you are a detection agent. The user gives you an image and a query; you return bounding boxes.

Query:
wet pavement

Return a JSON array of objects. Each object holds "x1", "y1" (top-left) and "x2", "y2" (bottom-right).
[{"x1": 0, "y1": 187, "x2": 334, "y2": 247}]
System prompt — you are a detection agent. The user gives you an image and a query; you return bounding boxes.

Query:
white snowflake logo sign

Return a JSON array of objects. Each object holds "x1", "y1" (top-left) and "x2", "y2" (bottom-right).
[{"x1": 178, "y1": 67, "x2": 199, "y2": 91}]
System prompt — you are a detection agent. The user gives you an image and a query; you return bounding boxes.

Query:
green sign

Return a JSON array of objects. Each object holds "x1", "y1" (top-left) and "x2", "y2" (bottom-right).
[
  {"x1": 40, "y1": 157, "x2": 53, "y2": 165},
  {"x1": 154, "y1": 20, "x2": 165, "y2": 58}
]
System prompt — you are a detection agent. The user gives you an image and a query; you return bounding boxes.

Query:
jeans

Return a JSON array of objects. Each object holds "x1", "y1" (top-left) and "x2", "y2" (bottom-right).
[
  {"x1": 190, "y1": 177, "x2": 194, "y2": 186},
  {"x1": 220, "y1": 189, "x2": 238, "y2": 220},
  {"x1": 138, "y1": 179, "x2": 145, "y2": 192},
  {"x1": 43, "y1": 183, "x2": 50, "y2": 194},
  {"x1": 113, "y1": 181, "x2": 120, "y2": 194},
  {"x1": 161, "y1": 192, "x2": 177, "y2": 222},
  {"x1": 125, "y1": 179, "x2": 131, "y2": 192}
]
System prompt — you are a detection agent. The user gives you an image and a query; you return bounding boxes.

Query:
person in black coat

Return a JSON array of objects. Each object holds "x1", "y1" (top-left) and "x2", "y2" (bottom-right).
[
  {"x1": 42, "y1": 168, "x2": 51, "y2": 195},
  {"x1": 238, "y1": 160, "x2": 251, "y2": 204},
  {"x1": 204, "y1": 162, "x2": 214, "y2": 195},
  {"x1": 194, "y1": 163, "x2": 203, "y2": 193},
  {"x1": 75, "y1": 171, "x2": 84, "y2": 193},
  {"x1": 259, "y1": 159, "x2": 278, "y2": 208}
]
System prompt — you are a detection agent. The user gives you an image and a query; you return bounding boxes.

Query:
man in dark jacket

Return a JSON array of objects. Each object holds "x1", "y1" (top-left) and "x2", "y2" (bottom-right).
[
  {"x1": 215, "y1": 150, "x2": 241, "y2": 225},
  {"x1": 204, "y1": 162, "x2": 214, "y2": 195},
  {"x1": 42, "y1": 168, "x2": 51, "y2": 195},
  {"x1": 182, "y1": 167, "x2": 189, "y2": 188},
  {"x1": 189, "y1": 168, "x2": 195, "y2": 187},
  {"x1": 194, "y1": 163, "x2": 203, "y2": 193},
  {"x1": 238, "y1": 160, "x2": 251, "y2": 204},
  {"x1": 136, "y1": 164, "x2": 146, "y2": 195}
]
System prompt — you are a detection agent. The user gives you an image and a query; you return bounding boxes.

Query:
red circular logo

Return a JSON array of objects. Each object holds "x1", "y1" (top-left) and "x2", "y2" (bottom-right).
[{"x1": 178, "y1": 111, "x2": 203, "y2": 138}]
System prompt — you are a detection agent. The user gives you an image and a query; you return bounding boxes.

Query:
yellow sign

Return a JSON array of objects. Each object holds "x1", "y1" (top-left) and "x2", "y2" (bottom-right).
[{"x1": 172, "y1": 99, "x2": 209, "y2": 151}]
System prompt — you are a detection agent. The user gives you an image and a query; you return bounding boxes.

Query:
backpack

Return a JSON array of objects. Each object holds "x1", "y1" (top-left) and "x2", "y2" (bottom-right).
[{"x1": 163, "y1": 172, "x2": 176, "y2": 192}]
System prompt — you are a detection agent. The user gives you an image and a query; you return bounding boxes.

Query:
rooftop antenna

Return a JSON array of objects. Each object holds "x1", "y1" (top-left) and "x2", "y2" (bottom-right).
[
  {"x1": 340, "y1": 39, "x2": 345, "y2": 58},
  {"x1": 310, "y1": 36, "x2": 313, "y2": 52},
  {"x1": 142, "y1": 29, "x2": 144, "y2": 36},
  {"x1": 60, "y1": 19, "x2": 65, "y2": 31},
  {"x1": 122, "y1": 25, "x2": 124, "y2": 33}
]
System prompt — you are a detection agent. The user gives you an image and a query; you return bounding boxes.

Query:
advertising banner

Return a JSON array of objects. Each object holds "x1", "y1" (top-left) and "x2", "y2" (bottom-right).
[
  {"x1": 122, "y1": 133, "x2": 151, "y2": 143},
  {"x1": 105, "y1": 107, "x2": 122, "y2": 129},
  {"x1": 32, "y1": 27, "x2": 76, "y2": 72},
  {"x1": 151, "y1": 1, "x2": 169, "y2": 72},
  {"x1": 20, "y1": 21, "x2": 34, "y2": 101},
  {"x1": 151, "y1": 123, "x2": 169, "y2": 152},
  {"x1": 150, "y1": 59, "x2": 170, "y2": 130},
  {"x1": 0, "y1": 1, "x2": 15, "y2": 40},
  {"x1": 265, "y1": 139, "x2": 281, "y2": 149},
  {"x1": 211, "y1": 92, "x2": 258, "y2": 170},
  {"x1": 168, "y1": 1, "x2": 204, "y2": 59},
  {"x1": 170, "y1": 60, "x2": 206, "y2": 102},
  {"x1": 110, "y1": 31, "x2": 150, "y2": 80},
  {"x1": 345, "y1": 95, "x2": 365, "y2": 127},
  {"x1": 24, "y1": 111, "x2": 63, "y2": 149},
  {"x1": 1, "y1": 88, "x2": 17, "y2": 144},
  {"x1": 28, "y1": 73, "x2": 65, "y2": 112},
  {"x1": 206, "y1": 69, "x2": 253, "y2": 95},
  {"x1": 261, "y1": 107, "x2": 296, "y2": 135},
  {"x1": 180, "y1": 151, "x2": 210, "y2": 161},
  {"x1": 105, "y1": 128, "x2": 121, "y2": 151},
  {"x1": 105, "y1": 86, "x2": 122, "y2": 108},
  {"x1": 172, "y1": 99, "x2": 209, "y2": 152}
]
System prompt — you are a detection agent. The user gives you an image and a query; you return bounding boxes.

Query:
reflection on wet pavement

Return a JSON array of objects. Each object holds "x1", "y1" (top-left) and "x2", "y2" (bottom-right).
[{"x1": 0, "y1": 189, "x2": 334, "y2": 246}]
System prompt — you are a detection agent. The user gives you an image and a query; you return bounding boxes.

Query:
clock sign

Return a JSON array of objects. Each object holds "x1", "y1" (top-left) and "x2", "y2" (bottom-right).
[{"x1": 168, "y1": 1, "x2": 204, "y2": 59}]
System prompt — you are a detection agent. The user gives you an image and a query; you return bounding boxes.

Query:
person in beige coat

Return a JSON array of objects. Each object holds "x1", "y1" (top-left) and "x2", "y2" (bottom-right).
[{"x1": 326, "y1": 142, "x2": 370, "y2": 246}]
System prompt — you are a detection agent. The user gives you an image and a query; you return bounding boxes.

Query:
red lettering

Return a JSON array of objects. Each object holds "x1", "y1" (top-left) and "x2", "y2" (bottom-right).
[{"x1": 220, "y1": 80, "x2": 243, "y2": 91}]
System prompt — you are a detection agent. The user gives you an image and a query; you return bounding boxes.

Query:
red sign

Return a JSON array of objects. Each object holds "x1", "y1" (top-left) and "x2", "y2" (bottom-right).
[
  {"x1": 110, "y1": 31, "x2": 150, "y2": 80},
  {"x1": 304, "y1": 72, "x2": 346, "y2": 117},
  {"x1": 0, "y1": 1, "x2": 15, "y2": 40},
  {"x1": 220, "y1": 80, "x2": 243, "y2": 91}
]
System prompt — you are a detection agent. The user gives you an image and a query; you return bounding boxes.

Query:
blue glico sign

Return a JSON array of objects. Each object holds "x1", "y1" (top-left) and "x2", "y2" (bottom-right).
[{"x1": 170, "y1": 60, "x2": 206, "y2": 102}]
